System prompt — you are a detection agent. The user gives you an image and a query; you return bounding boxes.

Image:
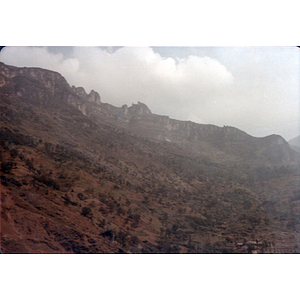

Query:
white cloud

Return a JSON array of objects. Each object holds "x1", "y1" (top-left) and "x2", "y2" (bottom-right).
[{"x1": 0, "y1": 47, "x2": 64, "y2": 70}]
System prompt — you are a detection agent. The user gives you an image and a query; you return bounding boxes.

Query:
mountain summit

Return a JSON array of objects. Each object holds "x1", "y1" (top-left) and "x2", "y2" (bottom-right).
[
  {"x1": 0, "y1": 61, "x2": 296, "y2": 165},
  {"x1": 1, "y1": 61, "x2": 300, "y2": 254}
]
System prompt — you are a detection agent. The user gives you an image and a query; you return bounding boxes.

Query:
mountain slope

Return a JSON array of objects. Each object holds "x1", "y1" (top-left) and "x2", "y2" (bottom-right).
[
  {"x1": 1, "y1": 61, "x2": 300, "y2": 253},
  {"x1": 289, "y1": 135, "x2": 300, "y2": 153}
]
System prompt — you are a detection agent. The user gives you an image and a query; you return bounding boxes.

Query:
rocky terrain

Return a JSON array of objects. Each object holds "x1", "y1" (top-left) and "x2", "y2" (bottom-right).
[{"x1": 1, "y1": 61, "x2": 300, "y2": 253}]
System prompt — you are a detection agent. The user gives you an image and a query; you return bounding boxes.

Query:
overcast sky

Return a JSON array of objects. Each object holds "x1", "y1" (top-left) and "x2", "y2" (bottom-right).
[{"x1": 0, "y1": 46, "x2": 299, "y2": 140}]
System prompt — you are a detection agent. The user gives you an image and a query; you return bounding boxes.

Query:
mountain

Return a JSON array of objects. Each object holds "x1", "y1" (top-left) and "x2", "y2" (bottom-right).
[
  {"x1": 1, "y1": 61, "x2": 300, "y2": 254},
  {"x1": 289, "y1": 135, "x2": 300, "y2": 153}
]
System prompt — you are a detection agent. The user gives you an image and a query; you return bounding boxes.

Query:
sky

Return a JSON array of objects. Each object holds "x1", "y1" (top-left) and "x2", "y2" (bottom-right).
[{"x1": 0, "y1": 46, "x2": 299, "y2": 141}]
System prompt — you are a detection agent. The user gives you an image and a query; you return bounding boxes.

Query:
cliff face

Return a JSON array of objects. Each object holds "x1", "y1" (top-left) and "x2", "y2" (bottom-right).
[
  {"x1": 0, "y1": 62, "x2": 101, "y2": 109},
  {"x1": 0, "y1": 63, "x2": 70, "y2": 104},
  {"x1": 0, "y1": 61, "x2": 297, "y2": 166},
  {"x1": 71, "y1": 86, "x2": 101, "y2": 105},
  {"x1": 100, "y1": 102, "x2": 296, "y2": 165}
]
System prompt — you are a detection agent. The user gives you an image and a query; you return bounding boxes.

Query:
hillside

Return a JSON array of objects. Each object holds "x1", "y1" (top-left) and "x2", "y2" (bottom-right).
[
  {"x1": 1, "y1": 61, "x2": 300, "y2": 253},
  {"x1": 289, "y1": 135, "x2": 300, "y2": 153}
]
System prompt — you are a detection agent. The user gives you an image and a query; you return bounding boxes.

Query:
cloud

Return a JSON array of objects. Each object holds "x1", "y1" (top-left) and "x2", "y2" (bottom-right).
[
  {"x1": 0, "y1": 47, "x2": 64, "y2": 70},
  {"x1": 0, "y1": 46, "x2": 299, "y2": 140},
  {"x1": 0, "y1": 46, "x2": 234, "y2": 105},
  {"x1": 69, "y1": 47, "x2": 235, "y2": 111}
]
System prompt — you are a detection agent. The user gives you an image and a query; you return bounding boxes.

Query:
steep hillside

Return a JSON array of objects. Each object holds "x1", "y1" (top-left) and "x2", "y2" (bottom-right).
[{"x1": 1, "y1": 62, "x2": 300, "y2": 253}]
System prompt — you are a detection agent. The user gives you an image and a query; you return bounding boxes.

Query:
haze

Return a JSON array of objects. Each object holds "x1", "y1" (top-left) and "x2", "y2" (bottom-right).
[{"x1": 0, "y1": 46, "x2": 299, "y2": 140}]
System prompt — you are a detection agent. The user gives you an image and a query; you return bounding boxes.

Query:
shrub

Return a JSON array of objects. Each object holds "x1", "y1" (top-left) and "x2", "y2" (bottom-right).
[
  {"x1": 116, "y1": 230, "x2": 128, "y2": 245},
  {"x1": 77, "y1": 193, "x2": 85, "y2": 200},
  {"x1": 10, "y1": 148, "x2": 18, "y2": 158},
  {"x1": 107, "y1": 202, "x2": 115, "y2": 212},
  {"x1": 98, "y1": 219, "x2": 106, "y2": 227},
  {"x1": 61, "y1": 194, "x2": 77, "y2": 206},
  {"x1": 62, "y1": 194, "x2": 71, "y2": 205},
  {"x1": 33, "y1": 175, "x2": 60, "y2": 190},
  {"x1": 99, "y1": 206, "x2": 108, "y2": 215},
  {"x1": 25, "y1": 158, "x2": 34, "y2": 170},
  {"x1": 117, "y1": 207, "x2": 126, "y2": 215},
  {"x1": 129, "y1": 235, "x2": 139, "y2": 247},
  {"x1": 129, "y1": 212, "x2": 140, "y2": 222},
  {"x1": 81, "y1": 206, "x2": 92, "y2": 218},
  {"x1": 131, "y1": 221, "x2": 139, "y2": 228},
  {"x1": 172, "y1": 224, "x2": 179, "y2": 233},
  {"x1": 1, "y1": 161, "x2": 14, "y2": 174}
]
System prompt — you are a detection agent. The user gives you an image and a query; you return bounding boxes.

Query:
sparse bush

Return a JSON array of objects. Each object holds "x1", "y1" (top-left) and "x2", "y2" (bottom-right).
[
  {"x1": 61, "y1": 194, "x2": 77, "y2": 206},
  {"x1": 172, "y1": 224, "x2": 179, "y2": 233},
  {"x1": 99, "y1": 206, "x2": 108, "y2": 215},
  {"x1": 143, "y1": 196, "x2": 149, "y2": 205},
  {"x1": 107, "y1": 202, "x2": 115, "y2": 212},
  {"x1": 157, "y1": 240, "x2": 180, "y2": 254},
  {"x1": 262, "y1": 240, "x2": 269, "y2": 248},
  {"x1": 25, "y1": 158, "x2": 34, "y2": 170},
  {"x1": 10, "y1": 148, "x2": 18, "y2": 159},
  {"x1": 33, "y1": 174, "x2": 60, "y2": 190},
  {"x1": 1, "y1": 161, "x2": 14, "y2": 174},
  {"x1": 62, "y1": 194, "x2": 71, "y2": 205},
  {"x1": 185, "y1": 215, "x2": 208, "y2": 230},
  {"x1": 77, "y1": 193, "x2": 85, "y2": 200},
  {"x1": 131, "y1": 221, "x2": 139, "y2": 228},
  {"x1": 81, "y1": 206, "x2": 92, "y2": 218},
  {"x1": 44, "y1": 142, "x2": 53, "y2": 153},
  {"x1": 186, "y1": 240, "x2": 196, "y2": 253},
  {"x1": 129, "y1": 212, "x2": 140, "y2": 223},
  {"x1": 225, "y1": 237, "x2": 233, "y2": 243},
  {"x1": 129, "y1": 235, "x2": 139, "y2": 247},
  {"x1": 221, "y1": 248, "x2": 231, "y2": 254},
  {"x1": 89, "y1": 201, "x2": 96, "y2": 208},
  {"x1": 116, "y1": 230, "x2": 128, "y2": 245},
  {"x1": 117, "y1": 207, "x2": 126, "y2": 216},
  {"x1": 203, "y1": 242, "x2": 212, "y2": 253},
  {"x1": 247, "y1": 245, "x2": 254, "y2": 253}
]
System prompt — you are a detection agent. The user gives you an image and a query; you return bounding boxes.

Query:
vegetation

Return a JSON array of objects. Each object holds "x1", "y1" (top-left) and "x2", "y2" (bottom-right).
[{"x1": 1, "y1": 63, "x2": 300, "y2": 254}]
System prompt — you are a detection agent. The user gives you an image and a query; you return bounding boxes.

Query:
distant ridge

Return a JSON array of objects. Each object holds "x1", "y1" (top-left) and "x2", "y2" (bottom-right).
[
  {"x1": 288, "y1": 135, "x2": 300, "y2": 153},
  {"x1": 0, "y1": 61, "x2": 298, "y2": 166}
]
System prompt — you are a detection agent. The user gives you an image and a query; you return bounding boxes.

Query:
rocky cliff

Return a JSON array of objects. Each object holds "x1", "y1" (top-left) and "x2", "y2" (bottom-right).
[
  {"x1": 0, "y1": 61, "x2": 101, "y2": 108},
  {"x1": 1, "y1": 61, "x2": 298, "y2": 166}
]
